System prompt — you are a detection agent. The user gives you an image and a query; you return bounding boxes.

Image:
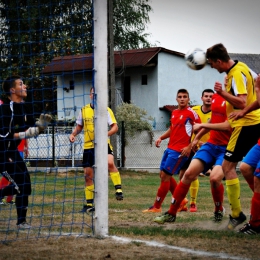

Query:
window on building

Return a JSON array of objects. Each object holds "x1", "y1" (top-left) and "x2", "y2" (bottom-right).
[{"x1": 141, "y1": 75, "x2": 147, "y2": 85}]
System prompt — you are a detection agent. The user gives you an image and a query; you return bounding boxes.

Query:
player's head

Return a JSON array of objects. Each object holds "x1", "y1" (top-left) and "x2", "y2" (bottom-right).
[
  {"x1": 176, "y1": 89, "x2": 190, "y2": 109},
  {"x1": 206, "y1": 43, "x2": 230, "y2": 73},
  {"x1": 89, "y1": 87, "x2": 95, "y2": 98},
  {"x1": 201, "y1": 89, "x2": 214, "y2": 106},
  {"x1": 2, "y1": 75, "x2": 27, "y2": 99}
]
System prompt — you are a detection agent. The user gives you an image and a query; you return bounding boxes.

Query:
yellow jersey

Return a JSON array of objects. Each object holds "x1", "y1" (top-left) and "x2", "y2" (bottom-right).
[
  {"x1": 192, "y1": 105, "x2": 211, "y2": 144},
  {"x1": 77, "y1": 104, "x2": 117, "y2": 149},
  {"x1": 226, "y1": 61, "x2": 260, "y2": 127}
]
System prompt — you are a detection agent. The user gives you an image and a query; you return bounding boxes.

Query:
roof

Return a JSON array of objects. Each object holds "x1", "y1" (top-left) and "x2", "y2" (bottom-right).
[
  {"x1": 42, "y1": 47, "x2": 184, "y2": 75},
  {"x1": 229, "y1": 53, "x2": 260, "y2": 74},
  {"x1": 160, "y1": 105, "x2": 178, "y2": 113}
]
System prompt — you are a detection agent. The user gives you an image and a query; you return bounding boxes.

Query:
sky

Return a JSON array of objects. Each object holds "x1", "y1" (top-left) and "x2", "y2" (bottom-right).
[{"x1": 145, "y1": 0, "x2": 260, "y2": 54}]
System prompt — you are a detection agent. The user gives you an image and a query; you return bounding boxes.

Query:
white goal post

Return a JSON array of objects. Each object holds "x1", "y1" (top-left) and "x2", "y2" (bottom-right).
[{"x1": 93, "y1": 0, "x2": 108, "y2": 237}]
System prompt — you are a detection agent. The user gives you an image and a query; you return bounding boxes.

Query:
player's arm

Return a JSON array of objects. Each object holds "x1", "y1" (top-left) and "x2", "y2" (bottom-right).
[
  {"x1": 108, "y1": 123, "x2": 118, "y2": 137},
  {"x1": 69, "y1": 124, "x2": 83, "y2": 143},
  {"x1": 194, "y1": 120, "x2": 231, "y2": 132},
  {"x1": 155, "y1": 128, "x2": 171, "y2": 148},
  {"x1": 214, "y1": 81, "x2": 247, "y2": 109},
  {"x1": 14, "y1": 114, "x2": 52, "y2": 139},
  {"x1": 229, "y1": 100, "x2": 260, "y2": 121}
]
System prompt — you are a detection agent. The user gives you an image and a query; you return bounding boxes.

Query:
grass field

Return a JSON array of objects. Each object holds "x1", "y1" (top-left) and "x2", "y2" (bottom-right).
[{"x1": 0, "y1": 169, "x2": 259, "y2": 259}]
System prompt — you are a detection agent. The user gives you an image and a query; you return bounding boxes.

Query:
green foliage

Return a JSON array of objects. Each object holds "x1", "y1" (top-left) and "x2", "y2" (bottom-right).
[
  {"x1": 116, "y1": 102, "x2": 154, "y2": 144},
  {"x1": 113, "y1": 0, "x2": 153, "y2": 50},
  {"x1": 0, "y1": 0, "x2": 153, "y2": 116}
]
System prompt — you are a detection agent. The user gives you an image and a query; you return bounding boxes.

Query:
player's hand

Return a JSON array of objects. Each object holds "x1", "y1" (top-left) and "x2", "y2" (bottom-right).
[
  {"x1": 191, "y1": 139, "x2": 199, "y2": 152},
  {"x1": 228, "y1": 111, "x2": 245, "y2": 121},
  {"x1": 69, "y1": 134, "x2": 76, "y2": 143},
  {"x1": 155, "y1": 138, "x2": 162, "y2": 148},
  {"x1": 193, "y1": 122, "x2": 203, "y2": 133},
  {"x1": 36, "y1": 114, "x2": 52, "y2": 131},
  {"x1": 180, "y1": 146, "x2": 191, "y2": 158},
  {"x1": 214, "y1": 81, "x2": 223, "y2": 94}
]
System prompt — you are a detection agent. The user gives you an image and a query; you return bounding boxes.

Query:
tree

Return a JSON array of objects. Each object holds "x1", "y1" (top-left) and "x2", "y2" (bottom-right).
[
  {"x1": 0, "y1": 0, "x2": 153, "y2": 115},
  {"x1": 116, "y1": 102, "x2": 154, "y2": 145},
  {"x1": 113, "y1": 0, "x2": 152, "y2": 50}
]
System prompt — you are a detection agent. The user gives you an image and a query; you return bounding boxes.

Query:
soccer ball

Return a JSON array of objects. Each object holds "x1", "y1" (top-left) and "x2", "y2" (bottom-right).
[{"x1": 185, "y1": 48, "x2": 207, "y2": 70}]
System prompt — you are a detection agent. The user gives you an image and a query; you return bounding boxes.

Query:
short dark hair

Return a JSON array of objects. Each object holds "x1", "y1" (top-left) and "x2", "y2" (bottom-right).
[
  {"x1": 202, "y1": 89, "x2": 214, "y2": 96},
  {"x1": 177, "y1": 88, "x2": 189, "y2": 97},
  {"x1": 2, "y1": 75, "x2": 22, "y2": 95},
  {"x1": 206, "y1": 43, "x2": 230, "y2": 62}
]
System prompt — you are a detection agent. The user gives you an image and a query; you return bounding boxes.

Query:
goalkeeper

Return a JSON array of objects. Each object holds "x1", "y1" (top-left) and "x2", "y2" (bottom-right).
[{"x1": 0, "y1": 75, "x2": 52, "y2": 229}]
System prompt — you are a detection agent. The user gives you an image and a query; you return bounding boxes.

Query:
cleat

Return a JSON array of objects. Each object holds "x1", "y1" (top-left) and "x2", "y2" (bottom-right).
[
  {"x1": 17, "y1": 222, "x2": 31, "y2": 229},
  {"x1": 142, "y1": 205, "x2": 162, "y2": 213},
  {"x1": 115, "y1": 191, "x2": 124, "y2": 201},
  {"x1": 180, "y1": 205, "x2": 188, "y2": 212},
  {"x1": 213, "y1": 207, "x2": 225, "y2": 222},
  {"x1": 79, "y1": 205, "x2": 95, "y2": 213},
  {"x1": 154, "y1": 212, "x2": 176, "y2": 224},
  {"x1": 227, "y1": 211, "x2": 246, "y2": 230},
  {"x1": 238, "y1": 223, "x2": 260, "y2": 235},
  {"x1": 0, "y1": 198, "x2": 15, "y2": 206},
  {"x1": 177, "y1": 198, "x2": 188, "y2": 212},
  {"x1": 199, "y1": 172, "x2": 206, "y2": 177},
  {"x1": 190, "y1": 203, "x2": 197, "y2": 212}
]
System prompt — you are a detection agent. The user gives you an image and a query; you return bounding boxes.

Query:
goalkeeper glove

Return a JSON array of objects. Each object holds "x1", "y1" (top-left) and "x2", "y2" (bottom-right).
[
  {"x1": 18, "y1": 127, "x2": 40, "y2": 139},
  {"x1": 36, "y1": 114, "x2": 52, "y2": 132}
]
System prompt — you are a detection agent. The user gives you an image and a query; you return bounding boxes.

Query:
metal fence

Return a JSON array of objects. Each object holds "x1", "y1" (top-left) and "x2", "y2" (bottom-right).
[{"x1": 26, "y1": 123, "x2": 169, "y2": 170}]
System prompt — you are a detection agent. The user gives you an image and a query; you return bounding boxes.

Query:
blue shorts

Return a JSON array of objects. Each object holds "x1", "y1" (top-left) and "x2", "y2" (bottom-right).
[
  {"x1": 193, "y1": 143, "x2": 226, "y2": 173},
  {"x1": 160, "y1": 148, "x2": 188, "y2": 175},
  {"x1": 242, "y1": 144, "x2": 260, "y2": 178}
]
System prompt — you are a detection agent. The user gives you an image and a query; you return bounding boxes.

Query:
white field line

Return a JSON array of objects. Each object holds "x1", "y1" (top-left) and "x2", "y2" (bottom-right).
[
  {"x1": 9, "y1": 230, "x2": 250, "y2": 260},
  {"x1": 109, "y1": 235, "x2": 250, "y2": 260}
]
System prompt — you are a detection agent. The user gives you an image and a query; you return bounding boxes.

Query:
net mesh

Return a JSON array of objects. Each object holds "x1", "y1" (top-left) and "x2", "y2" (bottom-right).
[{"x1": 0, "y1": 1, "x2": 96, "y2": 241}]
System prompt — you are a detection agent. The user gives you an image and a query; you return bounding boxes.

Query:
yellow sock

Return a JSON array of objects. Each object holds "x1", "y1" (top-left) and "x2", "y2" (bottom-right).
[
  {"x1": 110, "y1": 172, "x2": 122, "y2": 192},
  {"x1": 190, "y1": 178, "x2": 199, "y2": 204},
  {"x1": 85, "y1": 184, "x2": 94, "y2": 206},
  {"x1": 226, "y1": 178, "x2": 241, "y2": 218}
]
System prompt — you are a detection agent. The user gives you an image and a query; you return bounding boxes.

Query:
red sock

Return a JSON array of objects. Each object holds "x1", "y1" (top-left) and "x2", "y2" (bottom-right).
[
  {"x1": 154, "y1": 181, "x2": 170, "y2": 209},
  {"x1": 245, "y1": 177, "x2": 254, "y2": 192},
  {"x1": 0, "y1": 177, "x2": 14, "y2": 202},
  {"x1": 6, "y1": 195, "x2": 14, "y2": 203},
  {"x1": 169, "y1": 177, "x2": 178, "y2": 195},
  {"x1": 0, "y1": 177, "x2": 9, "y2": 189},
  {"x1": 249, "y1": 192, "x2": 260, "y2": 227},
  {"x1": 211, "y1": 182, "x2": 224, "y2": 212},
  {"x1": 168, "y1": 181, "x2": 190, "y2": 215}
]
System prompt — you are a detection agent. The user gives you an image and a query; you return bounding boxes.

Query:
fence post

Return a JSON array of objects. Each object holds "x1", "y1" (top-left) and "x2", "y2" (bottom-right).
[
  {"x1": 121, "y1": 121, "x2": 125, "y2": 167},
  {"x1": 52, "y1": 124, "x2": 55, "y2": 167}
]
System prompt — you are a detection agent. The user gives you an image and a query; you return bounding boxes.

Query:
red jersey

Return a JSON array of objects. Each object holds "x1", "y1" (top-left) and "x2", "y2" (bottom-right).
[
  {"x1": 207, "y1": 93, "x2": 232, "y2": 145},
  {"x1": 168, "y1": 107, "x2": 201, "y2": 152},
  {"x1": 17, "y1": 139, "x2": 26, "y2": 152}
]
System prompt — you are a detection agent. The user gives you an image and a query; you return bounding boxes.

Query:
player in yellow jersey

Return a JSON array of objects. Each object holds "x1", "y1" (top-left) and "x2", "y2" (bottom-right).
[
  {"x1": 206, "y1": 43, "x2": 260, "y2": 230},
  {"x1": 69, "y1": 88, "x2": 123, "y2": 213},
  {"x1": 178, "y1": 89, "x2": 214, "y2": 212}
]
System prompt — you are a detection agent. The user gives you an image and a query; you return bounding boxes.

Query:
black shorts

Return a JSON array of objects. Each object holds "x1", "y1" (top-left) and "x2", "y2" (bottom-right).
[
  {"x1": 225, "y1": 123, "x2": 260, "y2": 162},
  {"x1": 82, "y1": 144, "x2": 114, "y2": 167}
]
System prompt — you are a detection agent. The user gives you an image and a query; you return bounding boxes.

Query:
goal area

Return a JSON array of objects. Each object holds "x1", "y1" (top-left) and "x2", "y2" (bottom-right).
[{"x1": 0, "y1": 0, "x2": 108, "y2": 241}]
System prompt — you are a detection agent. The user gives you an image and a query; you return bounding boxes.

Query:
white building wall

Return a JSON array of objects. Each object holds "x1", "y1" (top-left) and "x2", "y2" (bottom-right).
[
  {"x1": 157, "y1": 52, "x2": 224, "y2": 107},
  {"x1": 57, "y1": 73, "x2": 92, "y2": 120}
]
